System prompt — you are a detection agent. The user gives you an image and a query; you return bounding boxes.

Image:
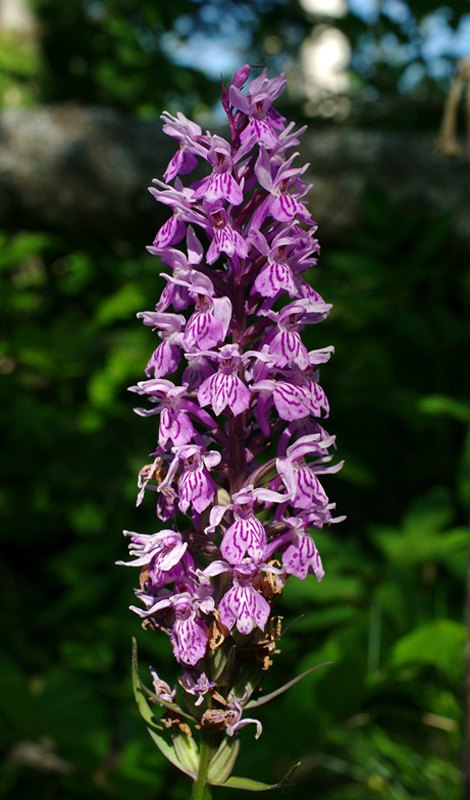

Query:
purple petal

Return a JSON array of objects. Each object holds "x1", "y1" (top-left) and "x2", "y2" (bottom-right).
[
  {"x1": 159, "y1": 407, "x2": 195, "y2": 448},
  {"x1": 270, "y1": 194, "x2": 300, "y2": 222},
  {"x1": 253, "y1": 262, "x2": 297, "y2": 298},
  {"x1": 204, "y1": 173, "x2": 244, "y2": 206},
  {"x1": 294, "y1": 468, "x2": 328, "y2": 509},
  {"x1": 254, "y1": 147, "x2": 274, "y2": 192},
  {"x1": 218, "y1": 584, "x2": 270, "y2": 635},
  {"x1": 241, "y1": 119, "x2": 279, "y2": 148},
  {"x1": 228, "y1": 85, "x2": 250, "y2": 114},
  {"x1": 198, "y1": 373, "x2": 250, "y2": 417},
  {"x1": 273, "y1": 383, "x2": 310, "y2": 421},
  {"x1": 171, "y1": 615, "x2": 208, "y2": 666},
  {"x1": 220, "y1": 517, "x2": 267, "y2": 564},
  {"x1": 282, "y1": 534, "x2": 324, "y2": 581},
  {"x1": 178, "y1": 469, "x2": 215, "y2": 514},
  {"x1": 154, "y1": 216, "x2": 187, "y2": 248},
  {"x1": 145, "y1": 341, "x2": 181, "y2": 378},
  {"x1": 164, "y1": 149, "x2": 198, "y2": 183},
  {"x1": 185, "y1": 312, "x2": 224, "y2": 350},
  {"x1": 230, "y1": 64, "x2": 251, "y2": 89},
  {"x1": 270, "y1": 331, "x2": 309, "y2": 369}
]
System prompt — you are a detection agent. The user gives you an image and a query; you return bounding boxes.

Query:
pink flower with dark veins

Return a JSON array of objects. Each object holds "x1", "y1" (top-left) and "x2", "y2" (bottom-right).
[
  {"x1": 205, "y1": 205, "x2": 249, "y2": 265},
  {"x1": 160, "y1": 111, "x2": 208, "y2": 183},
  {"x1": 183, "y1": 273, "x2": 232, "y2": 351},
  {"x1": 197, "y1": 343, "x2": 250, "y2": 417},
  {"x1": 192, "y1": 135, "x2": 244, "y2": 206},
  {"x1": 159, "y1": 444, "x2": 221, "y2": 515},
  {"x1": 228, "y1": 66, "x2": 287, "y2": 148}
]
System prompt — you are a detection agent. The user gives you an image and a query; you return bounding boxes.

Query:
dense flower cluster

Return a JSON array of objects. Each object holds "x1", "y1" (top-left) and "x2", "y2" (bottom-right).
[{"x1": 120, "y1": 65, "x2": 343, "y2": 789}]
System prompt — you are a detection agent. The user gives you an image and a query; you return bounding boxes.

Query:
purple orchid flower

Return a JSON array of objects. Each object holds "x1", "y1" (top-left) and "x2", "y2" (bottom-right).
[
  {"x1": 121, "y1": 64, "x2": 344, "y2": 792},
  {"x1": 225, "y1": 690, "x2": 263, "y2": 739},
  {"x1": 228, "y1": 67, "x2": 287, "y2": 148},
  {"x1": 161, "y1": 111, "x2": 208, "y2": 183},
  {"x1": 159, "y1": 444, "x2": 221, "y2": 516},
  {"x1": 197, "y1": 343, "x2": 251, "y2": 417},
  {"x1": 192, "y1": 135, "x2": 244, "y2": 206},
  {"x1": 280, "y1": 517, "x2": 325, "y2": 582},
  {"x1": 182, "y1": 272, "x2": 232, "y2": 351},
  {"x1": 137, "y1": 312, "x2": 185, "y2": 378},
  {"x1": 179, "y1": 669, "x2": 216, "y2": 706},
  {"x1": 148, "y1": 226, "x2": 205, "y2": 312},
  {"x1": 205, "y1": 204, "x2": 249, "y2": 265},
  {"x1": 204, "y1": 559, "x2": 271, "y2": 636}
]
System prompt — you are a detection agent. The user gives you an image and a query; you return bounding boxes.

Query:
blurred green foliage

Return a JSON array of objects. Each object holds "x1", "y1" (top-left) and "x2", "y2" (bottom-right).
[
  {"x1": 31, "y1": 0, "x2": 220, "y2": 117},
  {"x1": 0, "y1": 30, "x2": 42, "y2": 107},
  {"x1": 3, "y1": 0, "x2": 466, "y2": 117}
]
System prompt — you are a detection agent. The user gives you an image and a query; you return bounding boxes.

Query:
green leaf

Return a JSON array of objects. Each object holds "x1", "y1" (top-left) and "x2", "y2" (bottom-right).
[
  {"x1": 131, "y1": 639, "x2": 159, "y2": 728},
  {"x1": 245, "y1": 662, "x2": 332, "y2": 709},
  {"x1": 402, "y1": 487, "x2": 454, "y2": 534},
  {"x1": 173, "y1": 730, "x2": 200, "y2": 776},
  {"x1": 147, "y1": 726, "x2": 197, "y2": 779},
  {"x1": 374, "y1": 526, "x2": 468, "y2": 567},
  {"x1": 96, "y1": 282, "x2": 146, "y2": 326},
  {"x1": 207, "y1": 736, "x2": 240, "y2": 785},
  {"x1": 132, "y1": 640, "x2": 197, "y2": 779},
  {"x1": 391, "y1": 620, "x2": 466, "y2": 679},
  {"x1": 213, "y1": 762, "x2": 301, "y2": 790},
  {"x1": 418, "y1": 394, "x2": 470, "y2": 423}
]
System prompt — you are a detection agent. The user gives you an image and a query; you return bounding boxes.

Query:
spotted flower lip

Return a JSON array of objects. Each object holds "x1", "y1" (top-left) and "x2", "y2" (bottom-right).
[{"x1": 120, "y1": 63, "x2": 344, "y2": 788}]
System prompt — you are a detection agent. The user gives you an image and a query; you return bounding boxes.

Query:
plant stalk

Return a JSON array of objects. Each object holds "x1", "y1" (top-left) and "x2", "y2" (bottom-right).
[{"x1": 191, "y1": 732, "x2": 217, "y2": 800}]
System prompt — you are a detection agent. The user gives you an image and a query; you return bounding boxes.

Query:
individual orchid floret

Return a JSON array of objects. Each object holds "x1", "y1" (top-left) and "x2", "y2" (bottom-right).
[
  {"x1": 118, "y1": 528, "x2": 195, "y2": 591},
  {"x1": 183, "y1": 273, "x2": 232, "y2": 350},
  {"x1": 130, "y1": 379, "x2": 196, "y2": 448},
  {"x1": 229, "y1": 66, "x2": 287, "y2": 148},
  {"x1": 258, "y1": 303, "x2": 311, "y2": 370},
  {"x1": 208, "y1": 484, "x2": 293, "y2": 564},
  {"x1": 219, "y1": 562, "x2": 271, "y2": 636},
  {"x1": 136, "y1": 312, "x2": 185, "y2": 378},
  {"x1": 225, "y1": 690, "x2": 262, "y2": 739},
  {"x1": 150, "y1": 668, "x2": 177, "y2": 704},
  {"x1": 251, "y1": 147, "x2": 311, "y2": 228},
  {"x1": 290, "y1": 368, "x2": 331, "y2": 418},
  {"x1": 251, "y1": 377, "x2": 312, "y2": 435},
  {"x1": 179, "y1": 669, "x2": 216, "y2": 706},
  {"x1": 197, "y1": 343, "x2": 251, "y2": 417},
  {"x1": 182, "y1": 349, "x2": 215, "y2": 391},
  {"x1": 205, "y1": 204, "x2": 249, "y2": 265},
  {"x1": 148, "y1": 226, "x2": 204, "y2": 312},
  {"x1": 160, "y1": 111, "x2": 207, "y2": 183},
  {"x1": 219, "y1": 488, "x2": 268, "y2": 564},
  {"x1": 133, "y1": 591, "x2": 211, "y2": 666},
  {"x1": 117, "y1": 529, "x2": 188, "y2": 572},
  {"x1": 160, "y1": 444, "x2": 221, "y2": 515},
  {"x1": 280, "y1": 517, "x2": 325, "y2": 582},
  {"x1": 275, "y1": 433, "x2": 344, "y2": 512},
  {"x1": 149, "y1": 179, "x2": 205, "y2": 248},
  {"x1": 204, "y1": 559, "x2": 271, "y2": 636},
  {"x1": 192, "y1": 135, "x2": 244, "y2": 206},
  {"x1": 250, "y1": 229, "x2": 298, "y2": 299},
  {"x1": 170, "y1": 594, "x2": 210, "y2": 666}
]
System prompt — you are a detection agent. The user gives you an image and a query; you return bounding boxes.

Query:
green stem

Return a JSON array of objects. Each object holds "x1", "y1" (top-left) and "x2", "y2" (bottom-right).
[{"x1": 191, "y1": 732, "x2": 217, "y2": 800}]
